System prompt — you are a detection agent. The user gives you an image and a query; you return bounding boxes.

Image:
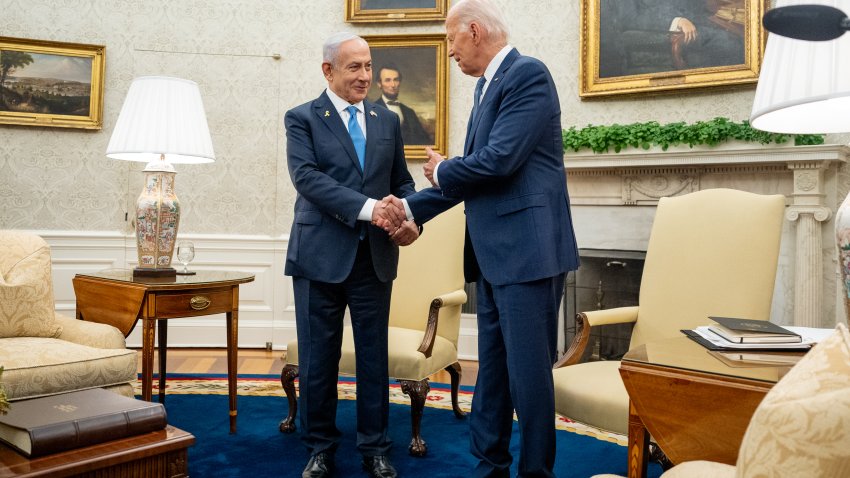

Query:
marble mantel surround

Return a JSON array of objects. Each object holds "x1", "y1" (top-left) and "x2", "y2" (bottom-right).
[{"x1": 565, "y1": 143, "x2": 850, "y2": 329}]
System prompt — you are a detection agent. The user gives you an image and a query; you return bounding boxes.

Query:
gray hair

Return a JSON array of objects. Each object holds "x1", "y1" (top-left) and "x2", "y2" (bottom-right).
[
  {"x1": 323, "y1": 32, "x2": 366, "y2": 68},
  {"x1": 449, "y1": 0, "x2": 510, "y2": 44}
]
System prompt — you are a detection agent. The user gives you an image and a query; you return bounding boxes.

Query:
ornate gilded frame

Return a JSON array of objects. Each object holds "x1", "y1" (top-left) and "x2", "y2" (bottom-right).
[
  {"x1": 579, "y1": 0, "x2": 766, "y2": 98},
  {"x1": 364, "y1": 34, "x2": 448, "y2": 161},
  {"x1": 346, "y1": 0, "x2": 448, "y2": 23},
  {"x1": 0, "y1": 37, "x2": 104, "y2": 129}
]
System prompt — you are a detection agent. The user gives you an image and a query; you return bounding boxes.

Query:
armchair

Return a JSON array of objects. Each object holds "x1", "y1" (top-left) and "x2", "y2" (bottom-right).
[
  {"x1": 553, "y1": 189, "x2": 786, "y2": 437},
  {"x1": 0, "y1": 231, "x2": 137, "y2": 401},
  {"x1": 279, "y1": 204, "x2": 467, "y2": 456}
]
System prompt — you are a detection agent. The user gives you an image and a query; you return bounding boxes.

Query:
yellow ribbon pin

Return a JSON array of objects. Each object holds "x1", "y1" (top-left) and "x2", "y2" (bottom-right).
[{"x1": 324, "y1": 110, "x2": 330, "y2": 117}]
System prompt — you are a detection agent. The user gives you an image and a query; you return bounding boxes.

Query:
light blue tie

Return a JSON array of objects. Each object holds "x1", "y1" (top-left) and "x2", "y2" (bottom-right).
[
  {"x1": 472, "y1": 76, "x2": 486, "y2": 118},
  {"x1": 346, "y1": 105, "x2": 366, "y2": 171}
]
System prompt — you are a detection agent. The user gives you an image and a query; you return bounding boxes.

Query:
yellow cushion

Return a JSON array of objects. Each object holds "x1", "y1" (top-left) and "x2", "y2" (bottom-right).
[
  {"x1": 0, "y1": 231, "x2": 61, "y2": 338},
  {"x1": 735, "y1": 323, "x2": 850, "y2": 478},
  {"x1": 553, "y1": 360, "x2": 629, "y2": 435},
  {"x1": 285, "y1": 326, "x2": 458, "y2": 382},
  {"x1": 0, "y1": 336, "x2": 137, "y2": 400}
]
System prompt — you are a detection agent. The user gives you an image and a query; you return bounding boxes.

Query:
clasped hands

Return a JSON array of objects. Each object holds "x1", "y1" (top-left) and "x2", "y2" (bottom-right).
[{"x1": 372, "y1": 195, "x2": 419, "y2": 246}]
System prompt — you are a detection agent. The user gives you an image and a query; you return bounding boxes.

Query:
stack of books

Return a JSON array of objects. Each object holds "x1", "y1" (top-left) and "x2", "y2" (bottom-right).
[{"x1": 683, "y1": 316, "x2": 817, "y2": 351}]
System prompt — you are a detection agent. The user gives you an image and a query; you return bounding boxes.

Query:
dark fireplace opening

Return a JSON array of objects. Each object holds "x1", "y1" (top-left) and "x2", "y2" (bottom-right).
[{"x1": 564, "y1": 248, "x2": 646, "y2": 362}]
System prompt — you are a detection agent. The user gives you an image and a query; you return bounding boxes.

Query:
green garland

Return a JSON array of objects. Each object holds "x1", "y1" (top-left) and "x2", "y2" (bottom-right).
[{"x1": 563, "y1": 117, "x2": 825, "y2": 154}]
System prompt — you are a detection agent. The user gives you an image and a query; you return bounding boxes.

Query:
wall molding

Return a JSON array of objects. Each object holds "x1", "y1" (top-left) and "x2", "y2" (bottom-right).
[{"x1": 35, "y1": 230, "x2": 480, "y2": 360}]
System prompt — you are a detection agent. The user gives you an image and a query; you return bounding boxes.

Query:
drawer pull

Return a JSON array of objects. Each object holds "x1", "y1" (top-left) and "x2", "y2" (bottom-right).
[{"x1": 190, "y1": 296, "x2": 212, "y2": 310}]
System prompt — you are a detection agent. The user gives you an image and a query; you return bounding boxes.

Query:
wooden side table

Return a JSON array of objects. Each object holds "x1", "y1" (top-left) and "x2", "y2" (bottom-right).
[
  {"x1": 618, "y1": 336, "x2": 792, "y2": 478},
  {"x1": 72, "y1": 270, "x2": 255, "y2": 433}
]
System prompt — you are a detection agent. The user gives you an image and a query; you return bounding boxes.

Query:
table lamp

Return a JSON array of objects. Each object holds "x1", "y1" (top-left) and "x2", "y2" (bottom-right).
[
  {"x1": 750, "y1": 0, "x2": 850, "y2": 325},
  {"x1": 106, "y1": 76, "x2": 215, "y2": 277}
]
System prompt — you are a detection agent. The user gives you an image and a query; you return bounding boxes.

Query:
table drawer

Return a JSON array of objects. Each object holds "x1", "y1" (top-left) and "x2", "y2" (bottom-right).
[{"x1": 155, "y1": 288, "x2": 232, "y2": 317}]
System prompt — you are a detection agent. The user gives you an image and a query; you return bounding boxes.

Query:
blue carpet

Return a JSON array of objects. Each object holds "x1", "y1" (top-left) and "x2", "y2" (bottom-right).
[{"x1": 162, "y1": 392, "x2": 663, "y2": 478}]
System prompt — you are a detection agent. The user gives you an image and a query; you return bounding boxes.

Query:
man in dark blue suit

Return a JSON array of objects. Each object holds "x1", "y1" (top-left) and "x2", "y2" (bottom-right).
[
  {"x1": 379, "y1": 0, "x2": 580, "y2": 475},
  {"x1": 284, "y1": 32, "x2": 419, "y2": 478}
]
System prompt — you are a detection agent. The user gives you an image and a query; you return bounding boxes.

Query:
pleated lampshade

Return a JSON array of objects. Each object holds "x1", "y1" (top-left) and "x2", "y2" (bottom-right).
[
  {"x1": 106, "y1": 76, "x2": 215, "y2": 164},
  {"x1": 750, "y1": 0, "x2": 850, "y2": 134}
]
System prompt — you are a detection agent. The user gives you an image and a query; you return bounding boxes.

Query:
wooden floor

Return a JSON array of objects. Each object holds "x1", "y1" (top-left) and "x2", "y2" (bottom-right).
[{"x1": 134, "y1": 348, "x2": 479, "y2": 386}]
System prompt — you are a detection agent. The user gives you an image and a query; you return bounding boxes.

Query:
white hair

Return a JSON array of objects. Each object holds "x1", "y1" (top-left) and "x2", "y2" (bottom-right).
[
  {"x1": 323, "y1": 32, "x2": 366, "y2": 68},
  {"x1": 449, "y1": 0, "x2": 510, "y2": 44}
]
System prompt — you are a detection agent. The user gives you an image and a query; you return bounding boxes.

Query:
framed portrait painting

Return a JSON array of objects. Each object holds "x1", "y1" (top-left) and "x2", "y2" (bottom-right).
[
  {"x1": 346, "y1": 0, "x2": 449, "y2": 23},
  {"x1": 364, "y1": 34, "x2": 448, "y2": 160},
  {"x1": 0, "y1": 37, "x2": 105, "y2": 129},
  {"x1": 580, "y1": 0, "x2": 766, "y2": 98}
]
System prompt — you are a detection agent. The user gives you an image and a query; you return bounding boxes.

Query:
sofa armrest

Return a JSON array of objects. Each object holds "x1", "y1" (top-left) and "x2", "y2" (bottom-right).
[
  {"x1": 55, "y1": 313, "x2": 127, "y2": 349},
  {"x1": 553, "y1": 306, "x2": 640, "y2": 369}
]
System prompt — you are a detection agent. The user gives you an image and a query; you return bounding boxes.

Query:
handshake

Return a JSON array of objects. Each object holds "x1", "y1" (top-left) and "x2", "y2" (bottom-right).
[{"x1": 372, "y1": 195, "x2": 419, "y2": 246}]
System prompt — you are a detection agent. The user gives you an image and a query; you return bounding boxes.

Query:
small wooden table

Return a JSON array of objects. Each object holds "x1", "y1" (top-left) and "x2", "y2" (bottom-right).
[
  {"x1": 618, "y1": 337, "x2": 796, "y2": 478},
  {"x1": 73, "y1": 270, "x2": 255, "y2": 433},
  {"x1": 0, "y1": 426, "x2": 193, "y2": 477}
]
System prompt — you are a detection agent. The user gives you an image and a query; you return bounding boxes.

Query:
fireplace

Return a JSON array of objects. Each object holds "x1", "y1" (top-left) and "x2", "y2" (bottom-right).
[
  {"x1": 564, "y1": 249, "x2": 646, "y2": 362},
  {"x1": 565, "y1": 143, "x2": 850, "y2": 330}
]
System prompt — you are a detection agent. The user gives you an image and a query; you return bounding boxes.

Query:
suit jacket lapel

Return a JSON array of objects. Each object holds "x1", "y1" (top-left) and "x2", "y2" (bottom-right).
[
  {"x1": 314, "y1": 92, "x2": 362, "y2": 174},
  {"x1": 464, "y1": 48, "x2": 520, "y2": 155}
]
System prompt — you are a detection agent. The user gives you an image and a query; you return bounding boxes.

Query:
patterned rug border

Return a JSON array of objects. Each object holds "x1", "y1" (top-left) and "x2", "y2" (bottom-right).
[{"x1": 135, "y1": 376, "x2": 626, "y2": 446}]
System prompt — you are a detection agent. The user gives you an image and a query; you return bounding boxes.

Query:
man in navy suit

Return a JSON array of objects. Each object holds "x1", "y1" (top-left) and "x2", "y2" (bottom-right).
[
  {"x1": 284, "y1": 32, "x2": 419, "y2": 478},
  {"x1": 378, "y1": 0, "x2": 580, "y2": 475}
]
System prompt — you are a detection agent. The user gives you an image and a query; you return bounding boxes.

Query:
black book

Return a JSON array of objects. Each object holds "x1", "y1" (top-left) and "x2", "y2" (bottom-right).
[
  {"x1": 0, "y1": 388, "x2": 167, "y2": 457},
  {"x1": 708, "y1": 316, "x2": 802, "y2": 344}
]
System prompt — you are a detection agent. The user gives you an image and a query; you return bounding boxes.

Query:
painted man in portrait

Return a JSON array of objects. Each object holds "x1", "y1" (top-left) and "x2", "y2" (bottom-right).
[
  {"x1": 373, "y1": 63, "x2": 433, "y2": 145},
  {"x1": 600, "y1": 0, "x2": 745, "y2": 77}
]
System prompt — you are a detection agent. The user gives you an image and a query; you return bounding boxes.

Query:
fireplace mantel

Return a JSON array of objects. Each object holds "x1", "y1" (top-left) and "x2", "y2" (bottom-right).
[{"x1": 564, "y1": 143, "x2": 850, "y2": 328}]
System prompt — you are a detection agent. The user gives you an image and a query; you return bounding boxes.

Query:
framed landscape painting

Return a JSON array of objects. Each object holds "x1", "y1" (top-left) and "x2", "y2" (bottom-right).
[
  {"x1": 363, "y1": 34, "x2": 448, "y2": 160},
  {"x1": 579, "y1": 0, "x2": 766, "y2": 98},
  {"x1": 346, "y1": 0, "x2": 448, "y2": 23},
  {"x1": 0, "y1": 37, "x2": 105, "y2": 129}
]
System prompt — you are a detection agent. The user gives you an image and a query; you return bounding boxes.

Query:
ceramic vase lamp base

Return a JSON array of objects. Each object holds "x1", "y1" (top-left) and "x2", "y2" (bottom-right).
[{"x1": 133, "y1": 157, "x2": 180, "y2": 279}]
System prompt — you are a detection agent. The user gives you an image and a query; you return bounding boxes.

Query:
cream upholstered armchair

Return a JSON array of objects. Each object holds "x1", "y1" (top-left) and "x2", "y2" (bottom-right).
[
  {"x1": 594, "y1": 323, "x2": 850, "y2": 478},
  {"x1": 553, "y1": 189, "x2": 786, "y2": 438},
  {"x1": 279, "y1": 204, "x2": 467, "y2": 456},
  {"x1": 0, "y1": 230, "x2": 137, "y2": 401}
]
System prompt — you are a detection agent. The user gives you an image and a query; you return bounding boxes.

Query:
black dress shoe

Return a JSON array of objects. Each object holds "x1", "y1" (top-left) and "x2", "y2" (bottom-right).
[
  {"x1": 361, "y1": 455, "x2": 397, "y2": 478},
  {"x1": 302, "y1": 452, "x2": 334, "y2": 478}
]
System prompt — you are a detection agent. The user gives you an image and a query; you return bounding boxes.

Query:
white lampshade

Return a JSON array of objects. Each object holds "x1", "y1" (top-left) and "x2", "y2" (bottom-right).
[
  {"x1": 106, "y1": 76, "x2": 215, "y2": 164},
  {"x1": 750, "y1": 0, "x2": 850, "y2": 134}
]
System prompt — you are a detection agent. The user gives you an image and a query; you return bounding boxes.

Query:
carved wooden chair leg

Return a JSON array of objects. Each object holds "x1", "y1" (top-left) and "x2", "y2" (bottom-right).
[
  {"x1": 445, "y1": 362, "x2": 466, "y2": 418},
  {"x1": 279, "y1": 364, "x2": 299, "y2": 433},
  {"x1": 399, "y1": 378, "x2": 430, "y2": 457},
  {"x1": 649, "y1": 442, "x2": 674, "y2": 470}
]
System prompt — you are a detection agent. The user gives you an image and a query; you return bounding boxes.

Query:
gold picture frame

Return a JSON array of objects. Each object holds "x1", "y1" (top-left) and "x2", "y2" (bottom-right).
[
  {"x1": 0, "y1": 36, "x2": 104, "y2": 129},
  {"x1": 346, "y1": 0, "x2": 448, "y2": 23},
  {"x1": 580, "y1": 0, "x2": 766, "y2": 98},
  {"x1": 364, "y1": 34, "x2": 448, "y2": 161}
]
